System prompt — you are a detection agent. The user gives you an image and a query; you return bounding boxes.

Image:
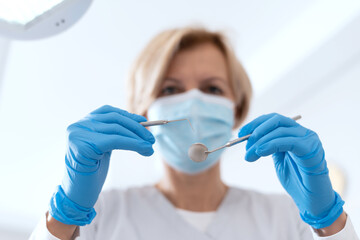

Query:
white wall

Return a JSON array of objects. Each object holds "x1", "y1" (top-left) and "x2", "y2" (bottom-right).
[
  {"x1": 0, "y1": 228, "x2": 28, "y2": 240},
  {"x1": 0, "y1": 0, "x2": 359, "y2": 238},
  {"x1": 0, "y1": 38, "x2": 10, "y2": 96},
  {"x1": 246, "y1": 11, "x2": 360, "y2": 231}
]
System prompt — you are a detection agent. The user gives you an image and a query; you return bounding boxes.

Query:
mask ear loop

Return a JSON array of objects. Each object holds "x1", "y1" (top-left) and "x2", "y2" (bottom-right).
[{"x1": 185, "y1": 119, "x2": 194, "y2": 131}]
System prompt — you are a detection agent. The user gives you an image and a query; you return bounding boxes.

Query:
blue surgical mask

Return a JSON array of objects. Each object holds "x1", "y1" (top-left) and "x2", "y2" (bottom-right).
[{"x1": 147, "y1": 89, "x2": 234, "y2": 174}]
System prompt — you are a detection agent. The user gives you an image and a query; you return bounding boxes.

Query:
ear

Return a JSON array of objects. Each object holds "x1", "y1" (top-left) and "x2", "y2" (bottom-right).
[
  {"x1": 232, "y1": 102, "x2": 243, "y2": 130},
  {"x1": 231, "y1": 105, "x2": 237, "y2": 130},
  {"x1": 142, "y1": 111, "x2": 150, "y2": 130},
  {"x1": 233, "y1": 94, "x2": 249, "y2": 130}
]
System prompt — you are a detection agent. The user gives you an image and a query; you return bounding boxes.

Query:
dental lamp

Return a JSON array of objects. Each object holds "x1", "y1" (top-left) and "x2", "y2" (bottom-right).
[{"x1": 0, "y1": 0, "x2": 93, "y2": 40}]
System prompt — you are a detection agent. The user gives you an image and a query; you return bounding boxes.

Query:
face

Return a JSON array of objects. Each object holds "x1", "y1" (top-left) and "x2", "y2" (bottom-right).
[
  {"x1": 147, "y1": 42, "x2": 236, "y2": 175},
  {"x1": 158, "y1": 43, "x2": 235, "y2": 102}
]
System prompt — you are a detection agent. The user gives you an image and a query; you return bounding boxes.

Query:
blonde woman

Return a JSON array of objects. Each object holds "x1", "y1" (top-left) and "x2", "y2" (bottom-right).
[{"x1": 30, "y1": 27, "x2": 358, "y2": 240}]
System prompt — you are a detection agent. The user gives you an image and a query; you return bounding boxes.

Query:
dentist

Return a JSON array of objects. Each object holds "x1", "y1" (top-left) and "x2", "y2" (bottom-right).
[{"x1": 31, "y1": 27, "x2": 358, "y2": 240}]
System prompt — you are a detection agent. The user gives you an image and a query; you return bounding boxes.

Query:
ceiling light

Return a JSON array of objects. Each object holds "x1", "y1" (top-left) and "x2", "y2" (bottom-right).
[{"x1": 0, "y1": 0, "x2": 93, "y2": 40}]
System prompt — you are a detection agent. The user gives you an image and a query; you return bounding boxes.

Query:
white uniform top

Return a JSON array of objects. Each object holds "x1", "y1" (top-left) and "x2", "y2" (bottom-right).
[
  {"x1": 176, "y1": 208, "x2": 216, "y2": 232},
  {"x1": 30, "y1": 186, "x2": 359, "y2": 240}
]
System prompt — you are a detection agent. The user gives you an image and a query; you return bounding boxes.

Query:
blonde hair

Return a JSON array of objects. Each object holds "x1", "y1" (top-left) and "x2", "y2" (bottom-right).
[{"x1": 127, "y1": 26, "x2": 252, "y2": 128}]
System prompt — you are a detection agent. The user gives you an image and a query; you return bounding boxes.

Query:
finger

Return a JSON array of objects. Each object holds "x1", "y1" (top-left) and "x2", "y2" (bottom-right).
[
  {"x1": 246, "y1": 114, "x2": 299, "y2": 150},
  {"x1": 72, "y1": 119, "x2": 145, "y2": 142},
  {"x1": 255, "y1": 137, "x2": 299, "y2": 158},
  {"x1": 101, "y1": 135, "x2": 154, "y2": 156},
  {"x1": 87, "y1": 112, "x2": 155, "y2": 144},
  {"x1": 238, "y1": 113, "x2": 277, "y2": 138},
  {"x1": 65, "y1": 148, "x2": 104, "y2": 172},
  {"x1": 244, "y1": 126, "x2": 306, "y2": 162},
  {"x1": 75, "y1": 132, "x2": 154, "y2": 156},
  {"x1": 255, "y1": 130, "x2": 321, "y2": 160},
  {"x1": 90, "y1": 105, "x2": 147, "y2": 123},
  {"x1": 257, "y1": 130, "x2": 327, "y2": 170}
]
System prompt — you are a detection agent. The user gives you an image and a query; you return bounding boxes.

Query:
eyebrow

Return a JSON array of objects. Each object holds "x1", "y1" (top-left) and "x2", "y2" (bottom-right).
[
  {"x1": 163, "y1": 76, "x2": 228, "y2": 86},
  {"x1": 163, "y1": 77, "x2": 183, "y2": 84},
  {"x1": 200, "y1": 77, "x2": 227, "y2": 85}
]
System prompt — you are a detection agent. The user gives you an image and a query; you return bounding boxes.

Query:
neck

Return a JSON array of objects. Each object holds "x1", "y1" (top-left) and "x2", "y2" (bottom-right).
[{"x1": 155, "y1": 162, "x2": 228, "y2": 212}]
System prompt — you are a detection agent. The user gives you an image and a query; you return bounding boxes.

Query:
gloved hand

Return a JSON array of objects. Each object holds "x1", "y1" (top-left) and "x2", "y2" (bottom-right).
[
  {"x1": 238, "y1": 113, "x2": 344, "y2": 229},
  {"x1": 49, "y1": 105, "x2": 155, "y2": 225}
]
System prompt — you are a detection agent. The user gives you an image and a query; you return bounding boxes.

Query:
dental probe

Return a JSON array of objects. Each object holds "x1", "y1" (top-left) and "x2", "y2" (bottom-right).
[{"x1": 140, "y1": 119, "x2": 194, "y2": 130}]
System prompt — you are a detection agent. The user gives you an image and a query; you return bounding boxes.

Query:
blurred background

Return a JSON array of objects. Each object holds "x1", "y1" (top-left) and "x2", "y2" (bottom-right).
[{"x1": 0, "y1": 0, "x2": 359, "y2": 238}]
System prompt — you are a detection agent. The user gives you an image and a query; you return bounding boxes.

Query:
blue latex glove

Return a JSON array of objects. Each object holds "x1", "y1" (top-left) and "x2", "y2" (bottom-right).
[
  {"x1": 49, "y1": 105, "x2": 155, "y2": 225},
  {"x1": 238, "y1": 113, "x2": 344, "y2": 229}
]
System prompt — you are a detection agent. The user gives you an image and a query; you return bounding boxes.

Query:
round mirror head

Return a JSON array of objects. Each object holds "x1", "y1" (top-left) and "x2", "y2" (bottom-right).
[{"x1": 188, "y1": 143, "x2": 208, "y2": 162}]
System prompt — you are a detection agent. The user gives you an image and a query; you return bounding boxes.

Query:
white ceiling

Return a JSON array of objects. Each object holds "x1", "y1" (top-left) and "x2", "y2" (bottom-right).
[
  {"x1": 1, "y1": 0, "x2": 359, "y2": 96},
  {"x1": 59, "y1": 0, "x2": 360, "y2": 95}
]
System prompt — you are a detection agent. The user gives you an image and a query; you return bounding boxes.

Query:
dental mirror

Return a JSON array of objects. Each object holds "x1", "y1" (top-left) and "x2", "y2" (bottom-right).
[{"x1": 188, "y1": 115, "x2": 302, "y2": 162}]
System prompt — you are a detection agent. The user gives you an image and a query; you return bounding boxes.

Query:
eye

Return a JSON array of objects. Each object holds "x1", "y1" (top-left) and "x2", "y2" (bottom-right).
[
  {"x1": 202, "y1": 85, "x2": 224, "y2": 95},
  {"x1": 160, "y1": 86, "x2": 182, "y2": 96}
]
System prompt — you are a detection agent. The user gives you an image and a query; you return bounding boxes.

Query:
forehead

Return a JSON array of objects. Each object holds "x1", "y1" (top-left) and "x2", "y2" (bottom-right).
[{"x1": 165, "y1": 43, "x2": 229, "y2": 79}]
